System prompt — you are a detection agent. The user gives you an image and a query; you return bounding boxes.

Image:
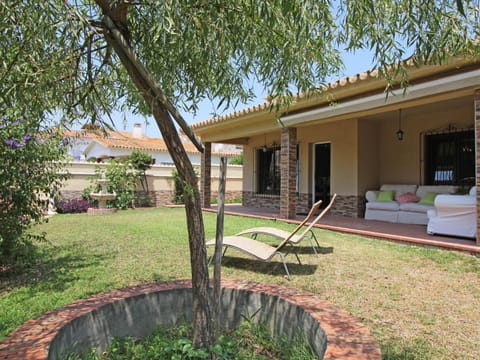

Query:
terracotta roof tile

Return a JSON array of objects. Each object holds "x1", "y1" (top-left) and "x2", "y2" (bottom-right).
[
  {"x1": 189, "y1": 69, "x2": 383, "y2": 130},
  {"x1": 67, "y1": 129, "x2": 199, "y2": 154},
  {"x1": 66, "y1": 129, "x2": 240, "y2": 156}
]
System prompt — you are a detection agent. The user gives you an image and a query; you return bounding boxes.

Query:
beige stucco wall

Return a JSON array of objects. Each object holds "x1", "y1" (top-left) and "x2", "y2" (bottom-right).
[
  {"x1": 209, "y1": 163, "x2": 243, "y2": 197},
  {"x1": 241, "y1": 95, "x2": 474, "y2": 200},
  {"x1": 297, "y1": 119, "x2": 359, "y2": 197},
  {"x1": 61, "y1": 162, "x2": 243, "y2": 197},
  {"x1": 242, "y1": 120, "x2": 360, "y2": 197},
  {"x1": 378, "y1": 102, "x2": 474, "y2": 186},
  {"x1": 357, "y1": 120, "x2": 380, "y2": 195},
  {"x1": 62, "y1": 162, "x2": 177, "y2": 193},
  {"x1": 242, "y1": 119, "x2": 366, "y2": 198}
]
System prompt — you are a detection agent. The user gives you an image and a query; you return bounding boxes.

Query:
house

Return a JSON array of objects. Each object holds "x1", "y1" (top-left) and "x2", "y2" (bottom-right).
[
  {"x1": 66, "y1": 123, "x2": 241, "y2": 165},
  {"x1": 190, "y1": 56, "x2": 480, "y2": 245}
]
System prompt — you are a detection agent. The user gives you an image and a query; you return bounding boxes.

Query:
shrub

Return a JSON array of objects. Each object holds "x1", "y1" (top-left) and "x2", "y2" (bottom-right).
[
  {"x1": 172, "y1": 169, "x2": 184, "y2": 204},
  {"x1": 84, "y1": 160, "x2": 142, "y2": 210},
  {"x1": 135, "y1": 193, "x2": 154, "y2": 208},
  {"x1": 129, "y1": 149, "x2": 153, "y2": 171},
  {"x1": 129, "y1": 150, "x2": 153, "y2": 192},
  {"x1": 229, "y1": 153, "x2": 243, "y2": 165},
  {"x1": 172, "y1": 168, "x2": 199, "y2": 204},
  {"x1": 0, "y1": 117, "x2": 68, "y2": 262},
  {"x1": 104, "y1": 160, "x2": 138, "y2": 209},
  {"x1": 55, "y1": 198, "x2": 91, "y2": 214}
]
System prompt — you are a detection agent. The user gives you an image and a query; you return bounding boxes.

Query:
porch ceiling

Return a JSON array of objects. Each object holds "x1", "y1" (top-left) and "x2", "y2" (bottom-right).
[
  {"x1": 196, "y1": 90, "x2": 475, "y2": 145},
  {"x1": 281, "y1": 69, "x2": 480, "y2": 128},
  {"x1": 360, "y1": 94, "x2": 473, "y2": 124}
]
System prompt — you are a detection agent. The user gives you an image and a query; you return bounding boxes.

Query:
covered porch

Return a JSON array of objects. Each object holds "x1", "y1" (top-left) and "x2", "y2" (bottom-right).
[{"x1": 192, "y1": 58, "x2": 480, "y2": 246}]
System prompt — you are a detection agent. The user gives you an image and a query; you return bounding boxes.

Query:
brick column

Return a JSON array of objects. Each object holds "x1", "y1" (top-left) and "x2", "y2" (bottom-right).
[
  {"x1": 200, "y1": 142, "x2": 211, "y2": 208},
  {"x1": 280, "y1": 127, "x2": 297, "y2": 219},
  {"x1": 475, "y1": 90, "x2": 480, "y2": 245}
]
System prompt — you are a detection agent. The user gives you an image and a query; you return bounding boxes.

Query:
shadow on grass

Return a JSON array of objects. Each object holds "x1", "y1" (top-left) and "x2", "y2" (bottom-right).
[
  {"x1": 381, "y1": 338, "x2": 435, "y2": 360},
  {"x1": 151, "y1": 273, "x2": 176, "y2": 282},
  {"x1": 219, "y1": 256, "x2": 317, "y2": 277},
  {"x1": 288, "y1": 246, "x2": 334, "y2": 255},
  {"x1": 0, "y1": 244, "x2": 112, "y2": 295}
]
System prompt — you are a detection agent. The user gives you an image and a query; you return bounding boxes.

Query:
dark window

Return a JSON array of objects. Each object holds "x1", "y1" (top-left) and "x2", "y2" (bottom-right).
[
  {"x1": 257, "y1": 146, "x2": 281, "y2": 194},
  {"x1": 425, "y1": 130, "x2": 475, "y2": 187}
]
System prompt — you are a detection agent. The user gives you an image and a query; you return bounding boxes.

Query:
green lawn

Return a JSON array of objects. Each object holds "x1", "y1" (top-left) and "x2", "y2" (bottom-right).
[{"x1": 1, "y1": 208, "x2": 479, "y2": 359}]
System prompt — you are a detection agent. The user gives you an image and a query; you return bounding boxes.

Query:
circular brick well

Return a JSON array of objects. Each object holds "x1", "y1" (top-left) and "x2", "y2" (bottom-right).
[{"x1": 0, "y1": 280, "x2": 380, "y2": 359}]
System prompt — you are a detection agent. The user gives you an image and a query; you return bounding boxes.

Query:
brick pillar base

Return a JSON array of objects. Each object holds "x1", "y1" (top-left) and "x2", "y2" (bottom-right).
[{"x1": 280, "y1": 127, "x2": 297, "y2": 219}]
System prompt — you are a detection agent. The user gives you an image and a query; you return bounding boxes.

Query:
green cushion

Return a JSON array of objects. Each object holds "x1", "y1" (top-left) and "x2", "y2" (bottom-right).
[
  {"x1": 419, "y1": 192, "x2": 437, "y2": 205},
  {"x1": 377, "y1": 190, "x2": 395, "y2": 202}
]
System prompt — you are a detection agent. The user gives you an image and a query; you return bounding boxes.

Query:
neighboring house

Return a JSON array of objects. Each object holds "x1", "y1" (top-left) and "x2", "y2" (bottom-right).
[
  {"x1": 66, "y1": 123, "x2": 241, "y2": 165},
  {"x1": 60, "y1": 124, "x2": 243, "y2": 206},
  {"x1": 191, "y1": 56, "x2": 480, "y2": 244}
]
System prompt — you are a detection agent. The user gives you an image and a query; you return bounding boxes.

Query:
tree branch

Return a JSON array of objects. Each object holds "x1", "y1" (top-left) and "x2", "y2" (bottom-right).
[
  {"x1": 101, "y1": 15, "x2": 204, "y2": 153},
  {"x1": 99, "y1": 15, "x2": 211, "y2": 348},
  {"x1": 95, "y1": 0, "x2": 131, "y2": 43}
]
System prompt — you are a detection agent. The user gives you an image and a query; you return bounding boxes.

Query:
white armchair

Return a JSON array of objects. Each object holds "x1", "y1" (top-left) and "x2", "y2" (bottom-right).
[{"x1": 427, "y1": 186, "x2": 477, "y2": 239}]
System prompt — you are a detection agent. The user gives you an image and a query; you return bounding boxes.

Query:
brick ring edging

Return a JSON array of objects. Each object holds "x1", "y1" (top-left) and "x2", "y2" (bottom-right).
[{"x1": 0, "y1": 279, "x2": 381, "y2": 359}]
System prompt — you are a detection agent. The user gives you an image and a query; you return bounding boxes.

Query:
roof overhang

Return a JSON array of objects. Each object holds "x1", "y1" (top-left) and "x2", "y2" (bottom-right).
[
  {"x1": 190, "y1": 57, "x2": 480, "y2": 142},
  {"x1": 281, "y1": 68, "x2": 480, "y2": 127}
]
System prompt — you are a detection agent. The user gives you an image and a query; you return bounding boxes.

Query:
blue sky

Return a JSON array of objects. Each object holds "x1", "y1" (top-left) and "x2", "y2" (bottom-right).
[{"x1": 117, "y1": 48, "x2": 377, "y2": 138}]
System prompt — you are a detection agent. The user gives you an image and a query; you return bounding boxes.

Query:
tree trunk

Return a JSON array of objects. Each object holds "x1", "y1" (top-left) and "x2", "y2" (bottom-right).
[
  {"x1": 97, "y1": 6, "x2": 211, "y2": 348},
  {"x1": 152, "y1": 107, "x2": 211, "y2": 348},
  {"x1": 212, "y1": 157, "x2": 227, "y2": 343}
]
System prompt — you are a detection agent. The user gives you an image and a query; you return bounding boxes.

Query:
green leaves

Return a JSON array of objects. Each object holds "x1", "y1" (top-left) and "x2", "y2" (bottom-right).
[
  {"x1": 3, "y1": 0, "x2": 478, "y2": 126},
  {"x1": 456, "y1": 0, "x2": 466, "y2": 17},
  {"x1": 127, "y1": 0, "x2": 342, "y2": 113},
  {"x1": 337, "y1": 0, "x2": 479, "y2": 80},
  {"x1": 98, "y1": 160, "x2": 138, "y2": 210},
  {"x1": 129, "y1": 150, "x2": 153, "y2": 172},
  {"x1": 0, "y1": 116, "x2": 69, "y2": 260}
]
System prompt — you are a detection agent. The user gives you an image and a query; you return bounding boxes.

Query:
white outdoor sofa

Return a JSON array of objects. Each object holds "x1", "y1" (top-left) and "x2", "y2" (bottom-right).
[
  {"x1": 365, "y1": 184, "x2": 458, "y2": 225},
  {"x1": 427, "y1": 186, "x2": 477, "y2": 238}
]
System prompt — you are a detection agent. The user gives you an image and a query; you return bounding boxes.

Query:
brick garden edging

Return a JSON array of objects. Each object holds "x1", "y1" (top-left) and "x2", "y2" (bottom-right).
[{"x1": 0, "y1": 279, "x2": 381, "y2": 359}]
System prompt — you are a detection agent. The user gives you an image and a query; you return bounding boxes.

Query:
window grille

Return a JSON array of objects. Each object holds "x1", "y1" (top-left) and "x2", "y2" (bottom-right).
[
  {"x1": 257, "y1": 146, "x2": 281, "y2": 195},
  {"x1": 425, "y1": 129, "x2": 474, "y2": 187}
]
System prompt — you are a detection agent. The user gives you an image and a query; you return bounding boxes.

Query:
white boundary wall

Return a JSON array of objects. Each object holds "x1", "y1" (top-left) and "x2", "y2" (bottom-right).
[{"x1": 60, "y1": 161, "x2": 243, "y2": 206}]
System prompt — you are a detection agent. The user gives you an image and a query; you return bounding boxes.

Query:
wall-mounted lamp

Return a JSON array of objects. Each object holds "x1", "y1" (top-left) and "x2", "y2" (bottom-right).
[
  {"x1": 262, "y1": 134, "x2": 268, "y2": 152},
  {"x1": 261, "y1": 136, "x2": 280, "y2": 151},
  {"x1": 396, "y1": 109, "x2": 404, "y2": 141}
]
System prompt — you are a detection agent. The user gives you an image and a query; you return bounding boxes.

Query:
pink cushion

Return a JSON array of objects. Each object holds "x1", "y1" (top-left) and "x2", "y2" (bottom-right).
[{"x1": 396, "y1": 192, "x2": 420, "y2": 203}]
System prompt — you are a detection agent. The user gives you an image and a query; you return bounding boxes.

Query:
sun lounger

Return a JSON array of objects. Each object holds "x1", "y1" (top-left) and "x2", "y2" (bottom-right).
[
  {"x1": 207, "y1": 235, "x2": 298, "y2": 279},
  {"x1": 237, "y1": 194, "x2": 337, "y2": 254},
  {"x1": 206, "y1": 194, "x2": 336, "y2": 279}
]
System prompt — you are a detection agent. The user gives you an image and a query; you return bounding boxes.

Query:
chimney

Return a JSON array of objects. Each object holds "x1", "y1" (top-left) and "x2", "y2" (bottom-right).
[{"x1": 132, "y1": 123, "x2": 143, "y2": 138}]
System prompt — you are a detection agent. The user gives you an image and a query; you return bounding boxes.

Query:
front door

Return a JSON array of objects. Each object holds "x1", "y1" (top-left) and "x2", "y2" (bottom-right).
[{"x1": 313, "y1": 143, "x2": 331, "y2": 205}]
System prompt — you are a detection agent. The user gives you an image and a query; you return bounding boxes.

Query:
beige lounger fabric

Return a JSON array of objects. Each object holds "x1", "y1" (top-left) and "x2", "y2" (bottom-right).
[
  {"x1": 237, "y1": 193, "x2": 337, "y2": 250},
  {"x1": 238, "y1": 227, "x2": 303, "y2": 243},
  {"x1": 210, "y1": 235, "x2": 284, "y2": 261}
]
